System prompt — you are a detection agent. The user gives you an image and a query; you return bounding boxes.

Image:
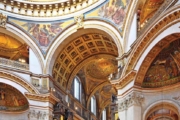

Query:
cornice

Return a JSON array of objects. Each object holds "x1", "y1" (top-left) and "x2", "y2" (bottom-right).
[
  {"x1": 25, "y1": 92, "x2": 60, "y2": 105},
  {"x1": 0, "y1": 0, "x2": 100, "y2": 19},
  {"x1": 111, "y1": 70, "x2": 136, "y2": 89}
]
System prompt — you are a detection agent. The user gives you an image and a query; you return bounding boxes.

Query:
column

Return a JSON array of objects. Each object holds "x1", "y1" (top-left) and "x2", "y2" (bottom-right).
[{"x1": 118, "y1": 92, "x2": 144, "y2": 120}]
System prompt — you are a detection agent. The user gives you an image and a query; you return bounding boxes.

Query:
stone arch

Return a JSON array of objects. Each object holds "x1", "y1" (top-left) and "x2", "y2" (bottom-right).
[
  {"x1": 0, "y1": 71, "x2": 39, "y2": 94},
  {"x1": 122, "y1": 5, "x2": 180, "y2": 78},
  {"x1": 45, "y1": 19, "x2": 123, "y2": 75},
  {"x1": 143, "y1": 100, "x2": 180, "y2": 120},
  {"x1": 135, "y1": 33, "x2": 180, "y2": 87},
  {"x1": 5, "y1": 23, "x2": 44, "y2": 73}
]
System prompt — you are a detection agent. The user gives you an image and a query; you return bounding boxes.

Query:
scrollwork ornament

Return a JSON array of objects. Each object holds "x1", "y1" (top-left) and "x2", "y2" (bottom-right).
[
  {"x1": 118, "y1": 92, "x2": 144, "y2": 111},
  {"x1": 74, "y1": 14, "x2": 84, "y2": 29},
  {"x1": 0, "y1": 13, "x2": 7, "y2": 28}
]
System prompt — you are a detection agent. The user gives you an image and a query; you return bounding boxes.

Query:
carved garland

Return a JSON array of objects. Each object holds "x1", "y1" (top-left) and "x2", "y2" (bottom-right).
[
  {"x1": 118, "y1": 92, "x2": 144, "y2": 112},
  {"x1": 123, "y1": 5, "x2": 180, "y2": 78}
]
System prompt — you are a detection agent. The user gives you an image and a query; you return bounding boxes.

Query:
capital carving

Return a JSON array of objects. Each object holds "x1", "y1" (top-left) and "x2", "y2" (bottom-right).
[
  {"x1": 118, "y1": 92, "x2": 144, "y2": 111},
  {"x1": 0, "y1": 13, "x2": 7, "y2": 28}
]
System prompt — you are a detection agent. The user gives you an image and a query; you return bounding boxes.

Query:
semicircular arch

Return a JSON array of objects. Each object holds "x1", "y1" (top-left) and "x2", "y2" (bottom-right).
[
  {"x1": 143, "y1": 100, "x2": 180, "y2": 120},
  {"x1": 0, "y1": 71, "x2": 39, "y2": 94},
  {"x1": 45, "y1": 20, "x2": 123, "y2": 75},
  {"x1": 5, "y1": 23, "x2": 44, "y2": 73},
  {"x1": 122, "y1": 5, "x2": 180, "y2": 77}
]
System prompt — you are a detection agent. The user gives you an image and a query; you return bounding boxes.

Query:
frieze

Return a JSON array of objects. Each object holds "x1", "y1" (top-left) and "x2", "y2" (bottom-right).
[
  {"x1": 28, "y1": 110, "x2": 50, "y2": 120},
  {"x1": 118, "y1": 92, "x2": 144, "y2": 111}
]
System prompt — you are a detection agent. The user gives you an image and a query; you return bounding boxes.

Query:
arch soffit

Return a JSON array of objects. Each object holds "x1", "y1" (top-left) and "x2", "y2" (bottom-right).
[
  {"x1": 86, "y1": 81, "x2": 110, "y2": 109},
  {"x1": 67, "y1": 54, "x2": 116, "y2": 90},
  {"x1": 122, "y1": 5, "x2": 180, "y2": 78},
  {"x1": 6, "y1": 23, "x2": 44, "y2": 73},
  {"x1": 0, "y1": 71, "x2": 39, "y2": 94},
  {"x1": 45, "y1": 20, "x2": 123, "y2": 74},
  {"x1": 143, "y1": 100, "x2": 180, "y2": 120}
]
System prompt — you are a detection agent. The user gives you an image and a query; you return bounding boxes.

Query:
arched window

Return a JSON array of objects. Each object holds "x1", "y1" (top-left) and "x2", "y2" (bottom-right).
[
  {"x1": 102, "y1": 109, "x2": 106, "y2": 120},
  {"x1": 91, "y1": 95, "x2": 96, "y2": 115},
  {"x1": 74, "y1": 77, "x2": 81, "y2": 101}
]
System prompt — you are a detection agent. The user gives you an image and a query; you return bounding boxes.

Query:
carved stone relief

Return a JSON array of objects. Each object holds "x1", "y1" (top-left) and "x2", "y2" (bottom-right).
[
  {"x1": 118, "y1": 92, "x2": 144, "y2": 111},
  {"x1": 28, "y1": 110, "x2": 53, "y2": 120},
  {"x1": 0, "y1": 13, "x2": 7, "y2": 28}
]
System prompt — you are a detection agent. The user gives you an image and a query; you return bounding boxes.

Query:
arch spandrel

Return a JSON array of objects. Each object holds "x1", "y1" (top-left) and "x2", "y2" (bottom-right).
[{"x1": 45, "y1": 20, "x2": 123, "y2": 75}]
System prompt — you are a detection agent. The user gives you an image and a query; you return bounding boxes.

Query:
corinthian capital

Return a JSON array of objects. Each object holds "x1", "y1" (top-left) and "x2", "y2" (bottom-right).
[{"x1": 118, "y1": 92, "x2": 144, "y2": 111}]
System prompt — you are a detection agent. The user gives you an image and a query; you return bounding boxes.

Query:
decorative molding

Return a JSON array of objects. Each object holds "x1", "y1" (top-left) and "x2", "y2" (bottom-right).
[
  {"x1": 118, "y1": 92, "x2": 144, "y2": 111},
  {"x1": 0, "y1": 0, "x2": 98, "y2": 17},
  {"x1": 0, "y1": 71, "x2": 38, "y2": 94},
  {"x1": 123, "y1": 5, "x2": 180, "y2": 79},
  {"x1": 74, "y1": 14, "x2": 84, "y2": 29},
  {"x1": 0, "y1": 13, "x2": 7, "y2": 28},
  {"x1": 111, "y1": 70, "x2": 136, "y2": 89},
  {"x1": 25, "y1": 92, "x2": 59, "y2": 105}
]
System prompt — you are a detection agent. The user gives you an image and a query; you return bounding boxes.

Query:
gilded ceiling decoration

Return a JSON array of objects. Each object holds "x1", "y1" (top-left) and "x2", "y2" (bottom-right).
[
  {"x1": 0, "y1": 83, "x2": 29, "y2": 112},
  {"x1": 85, "y1": 58, "x2": 117, "y2": 79},
  {"x1": 0, "y1": 33, "x2": 29, "y2": 63},
  {"x1": 142, "y1": 39, "x2": 180, "y2": 88},
  {"x1": 139, "y1": 0, "x2": 164, "y2": 25},
  {"x1": 53, "y1": 33, "x2": 118, "y2": 89}
]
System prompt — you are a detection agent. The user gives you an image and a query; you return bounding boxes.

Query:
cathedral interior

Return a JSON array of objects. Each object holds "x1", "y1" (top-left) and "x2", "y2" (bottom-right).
[{"x1": 0, "y1": 0, "x2": 180, "y2": 120}]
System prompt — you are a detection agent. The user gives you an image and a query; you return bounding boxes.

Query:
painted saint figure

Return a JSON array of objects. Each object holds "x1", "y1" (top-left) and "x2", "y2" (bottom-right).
[{"x1": 0, "y1": 90, "x2": 5, "y2": 100}]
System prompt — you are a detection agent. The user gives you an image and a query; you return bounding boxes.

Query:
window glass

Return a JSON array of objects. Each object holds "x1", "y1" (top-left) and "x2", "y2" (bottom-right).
[
  {"x1": 74, "y1": 77, "x2": 81, "y2": 100},
  {"x1": 91, "y1": 96, "x2": 96, "y2": 115}
]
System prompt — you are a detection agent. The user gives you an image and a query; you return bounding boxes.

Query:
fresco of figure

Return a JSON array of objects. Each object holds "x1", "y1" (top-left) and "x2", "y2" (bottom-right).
[
  {"x1": 39, "y1": 25, "x2": 49, "y2": 47},
  {"x1": 0, "y1": 90, "x2": 5, "y2": 100}
]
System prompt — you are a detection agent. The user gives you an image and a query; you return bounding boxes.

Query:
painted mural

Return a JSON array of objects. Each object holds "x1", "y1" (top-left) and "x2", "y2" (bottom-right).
[
  {"x1": 85, "y1": 0, "x2": 130, "y2": 32},
  {"x1": 0, "y1": 83, "x2": 28, "y2": 111},
  {"x1": 8, "y1": 18, "x2": 74, "y2": 54},
  {"x1": 142, "y1": 40, "x2": 180, "y2": 88}
]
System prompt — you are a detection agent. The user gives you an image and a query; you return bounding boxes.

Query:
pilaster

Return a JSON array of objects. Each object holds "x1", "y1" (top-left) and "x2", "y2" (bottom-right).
[{"x1": 118, "y1": 92, "x2": 144, "y2": 120}]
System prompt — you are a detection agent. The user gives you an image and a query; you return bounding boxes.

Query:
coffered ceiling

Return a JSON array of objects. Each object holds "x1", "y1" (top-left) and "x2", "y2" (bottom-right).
[{"x1": 53, "y1": 33, "x2": 118, "y2": 89}]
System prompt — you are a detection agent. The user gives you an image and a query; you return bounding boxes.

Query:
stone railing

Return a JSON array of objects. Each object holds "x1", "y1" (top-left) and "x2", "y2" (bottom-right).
[{"x1": 0, "y1": 57, "x2": 29, "y2": 70}]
